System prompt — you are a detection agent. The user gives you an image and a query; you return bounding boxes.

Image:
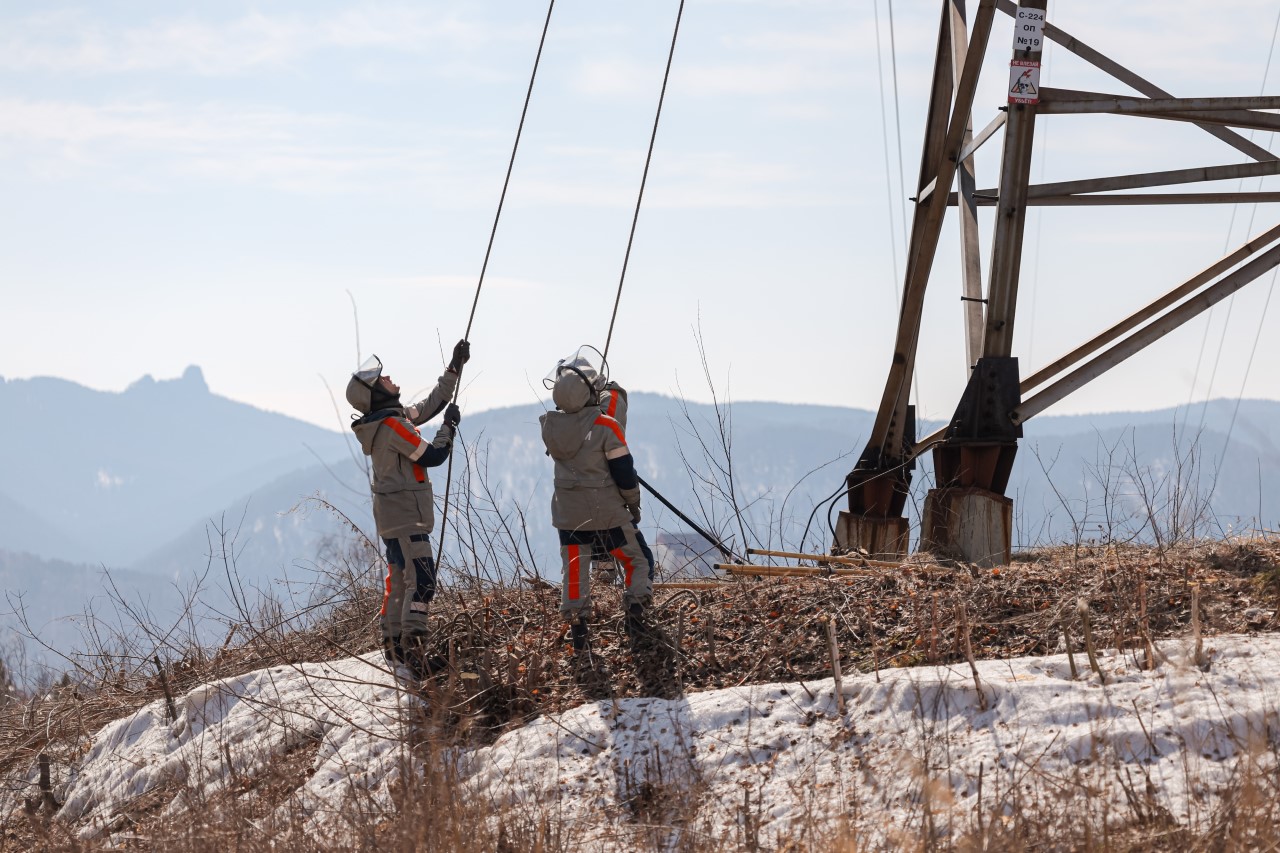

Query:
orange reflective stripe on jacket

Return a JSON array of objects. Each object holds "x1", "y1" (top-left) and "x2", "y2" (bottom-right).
[
  {"x1": 383, "y1": 417, "x2": 422, "y2": 447},
  {"x1": 593, "y1": 415, "x2": 626, "y2": 444}
]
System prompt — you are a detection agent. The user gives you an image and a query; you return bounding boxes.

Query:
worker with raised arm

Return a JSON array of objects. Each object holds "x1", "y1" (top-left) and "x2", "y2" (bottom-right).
[
  {"x1": 540, "y1": 349, "x2": 654, "y2": 658},
  {"x1": 594, "y1": 377, "x2": 656, "y2": 585},
  {"x1": 345, "y1": 340, "x2": 470, "y2": 682}
]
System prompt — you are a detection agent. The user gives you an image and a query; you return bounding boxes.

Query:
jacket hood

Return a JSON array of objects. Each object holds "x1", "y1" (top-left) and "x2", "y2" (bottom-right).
[
  {"x1": 351, "y1": 407, "x2": 405, "y2": 454},
  {"x1": 345, "y1": 374, "x2": 374, "y2": 414},
  {"x1": 346, "y1": 373, "x2": 400, "y2": 414},
  {"x1": 552, "y1": 371, "x2": 593, "y2": 413},
  {"x1": 540, "y1": 408, "x2": 595, "y2": 460}
]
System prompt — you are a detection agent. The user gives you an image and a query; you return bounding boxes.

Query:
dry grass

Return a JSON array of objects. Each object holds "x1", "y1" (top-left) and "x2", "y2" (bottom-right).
[{"x1": 4, "y1": 537, "x2": 1280, "y2": 850}]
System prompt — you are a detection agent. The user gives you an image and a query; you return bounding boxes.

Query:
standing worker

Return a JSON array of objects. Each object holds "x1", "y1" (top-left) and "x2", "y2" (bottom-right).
[
  {"x1": 346, "y1": 340, "x2": 471, "y2": 681},
  {"x1": 594, "y1": 377, "x2": 656, "y2": 585},
  {"x1": 540, "y1": 349, "x2": 655, "y2": 658}
]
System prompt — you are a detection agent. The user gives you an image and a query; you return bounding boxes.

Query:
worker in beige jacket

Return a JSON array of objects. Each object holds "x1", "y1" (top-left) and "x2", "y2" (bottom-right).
[
  {"x1": 346, "y1": 340, "x2": 469, "y2": 680},
  {"x1": 594, "y1": 379, "x2": 656, "y2": 584},
  {"x1": 540, "y1": 355, "x2": 654, "y2": 656}
]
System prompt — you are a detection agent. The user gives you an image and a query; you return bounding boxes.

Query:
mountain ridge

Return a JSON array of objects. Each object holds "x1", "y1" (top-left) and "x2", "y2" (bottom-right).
[{"x1": 5, "y1": 370, "x2": 1280, "y2": 659}]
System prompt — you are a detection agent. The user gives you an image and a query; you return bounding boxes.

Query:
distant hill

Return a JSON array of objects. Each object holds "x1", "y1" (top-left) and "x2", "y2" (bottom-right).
[
  {"x1": 4, "y1": 368, "x2": 1280, "y2": 662},
  {"x1": 1017, "y1": 413, "x2": 1280, "y2": 546},
  {"x1": 453, "y1": 394, "x2": 1280, "y2": 561},
  {"x1": 129, "y1": 457, "x2": 376, "y2": 588},
  {"x1": 0, "y1": 368, "x2": 351, "y2": 566},
  {"x1": 0, "y1": 490, "x2": 94, "y2": 564},
  {"x1": 0, "y1": 550, "x2": 190, "y2": 661}
]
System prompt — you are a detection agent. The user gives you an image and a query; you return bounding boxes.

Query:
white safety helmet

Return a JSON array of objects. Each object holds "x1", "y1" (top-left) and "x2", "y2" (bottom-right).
[{"x1": 543, "y1": 345, "x2": 608, "y2": 394}]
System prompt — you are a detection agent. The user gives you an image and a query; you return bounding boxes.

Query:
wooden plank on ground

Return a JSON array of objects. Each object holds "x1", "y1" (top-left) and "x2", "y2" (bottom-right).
[
  {"x1": 716, "y1": 564, "x2": 880, "y2": 579},
  {"x1": 747, "y1": 548, "x2": 903, "y2": 569}
]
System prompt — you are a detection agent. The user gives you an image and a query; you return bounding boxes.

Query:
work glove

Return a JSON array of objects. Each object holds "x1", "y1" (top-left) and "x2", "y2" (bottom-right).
[
  {"x1": 444, "y1": 403, "x2": 461, "y2": 429},
  {"x1": 448, "y1": 339, "x2": 471, "y2": 373},
  {"x1": 628, "y1": 504, "x2": 642, "y2": 524}
]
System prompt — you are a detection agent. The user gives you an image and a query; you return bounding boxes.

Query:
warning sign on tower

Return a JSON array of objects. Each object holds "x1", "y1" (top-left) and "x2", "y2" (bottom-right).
[{"x1": 1008, "y1": 60, "x2": 1040, "y2": 105}]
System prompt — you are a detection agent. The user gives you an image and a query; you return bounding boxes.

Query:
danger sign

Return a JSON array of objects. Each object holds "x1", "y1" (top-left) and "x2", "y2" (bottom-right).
[{"x1": 1008, "y1": 60, "x2": 1040, "y2": 105}]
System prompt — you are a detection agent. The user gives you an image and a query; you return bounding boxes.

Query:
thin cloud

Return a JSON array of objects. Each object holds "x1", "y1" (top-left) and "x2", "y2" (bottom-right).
[
  {"x1": 0, "y1": 7, "x2": 526, "y2": 76},
  {"x1": 516, "y1": 148, "x2": 848, "y2": 209},
  {"x1": 366, "y1": 274, "x2": 543, "y2": 292},
  {"x1": 0, "y1": 97, "x2": 509, "y2": 195},
  {"x1": 721, "y1": 26, "x2": 873, "y2": 54},
  {"x1": 576, "y1": 58, "x2": 855, "y2": 98},
  {"x1": 0, "y1": 98, "x2": 320, "y2": 146}
]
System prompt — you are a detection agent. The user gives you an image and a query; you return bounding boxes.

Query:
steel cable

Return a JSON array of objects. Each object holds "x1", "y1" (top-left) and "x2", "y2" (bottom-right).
[
  {"x1": 436, "y1": 0, "x2": 556, "y2": 567},
  {"x1": 1185, "y1": 7, "x2": 1280, "y2": 435},
  {"x1": 602, "y1": 0, "x2": 686, "y2": 364}
]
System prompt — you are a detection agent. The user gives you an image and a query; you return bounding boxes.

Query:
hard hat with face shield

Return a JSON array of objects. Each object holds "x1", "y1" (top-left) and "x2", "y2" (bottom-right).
[
  {"x1": 544, "y1": 345, "x2": 608, "y2": 412},
  {"x1": 345, "y1": 354, "x2": 388, "y2": 414},
  {"x1": 543, "y1": 345, "x2": 608, "y2": 393}
]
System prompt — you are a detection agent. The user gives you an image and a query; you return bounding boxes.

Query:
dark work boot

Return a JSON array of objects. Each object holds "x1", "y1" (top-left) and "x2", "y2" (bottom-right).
[
  {"x1": 570, "y1": 620, "x2": 591, "y2": 654},
  {"x1": 401, "y1": 635, "x2": 449, "y2": 682},
  {"x1": 624, "y1": 602, "x2": 644, "y2": 633},
  {"x1": 382, "y1": 637, "x2": 401, "y2": 668},
  {"x1": 625, "y1": 603, "x2": 679, "y2": 698},
  {"x1": 625, "y1": 603, "x2": 651, "y2": 651},
  {"x1": 569, "y1": 619, "x2": 612, "y2": 698}
]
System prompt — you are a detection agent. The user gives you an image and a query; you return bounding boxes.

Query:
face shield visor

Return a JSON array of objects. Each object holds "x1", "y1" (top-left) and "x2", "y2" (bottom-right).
[
  {"x1": 353, "y1": 354, "x2": 383, "y2": 389},
  {"x1": 542, "y1": 345, "x2": 608, "y2": 391}
]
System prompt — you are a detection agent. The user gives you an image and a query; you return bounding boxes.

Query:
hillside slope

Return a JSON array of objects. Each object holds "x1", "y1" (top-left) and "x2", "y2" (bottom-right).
[
  {"x1": 4, "y1": 536, "x2": 1280, "y2": 851},
  {"x1": 0, "y1": 368, "x2": 350, "y2": 566}
]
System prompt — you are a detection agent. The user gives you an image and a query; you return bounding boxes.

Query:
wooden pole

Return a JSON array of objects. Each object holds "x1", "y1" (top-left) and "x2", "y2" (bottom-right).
[
  {"x1": 704, "y1": 609, "x2": 720, "y2": 669},
  {"x1": 1191, "y1": 584, "x2": 1207, "y2": 668},
  {"x1": 1060, "y1": 611, "x2": 1079, "y2": 679},
  {"x1": 957, "y1": 603, "x2": 987, "y2": 710},
  {"x1": 929, "y1": 592, "x2": 940, "y2": 664},
  {"x1": 745, "y1": 548, "x2": 953, "y2": 574},
  {"x1": 1077, "y1": 598, "x2": 1106, "y2": 684},
  {"x1": 154, "y1": 654, "x2": 177, "y2": 723},
  {"x1": 37, "y1": 753, "x2": 59, "y2": 812},
  {"x1": 716, "y1": 563, "x2": 879, "y2": 578},
  {"x1": 824, "y1": 615, "x2": 846, "y2": 715},
  {"x1": 654, "y1": 581, "x2": 730, "y2": 590},
  {"x1": 1139, "y1": 580, "x2": 1154, "y2": 671},
  {"x1": 747, "y1": 548, "x2": 902, "y2": 569}
]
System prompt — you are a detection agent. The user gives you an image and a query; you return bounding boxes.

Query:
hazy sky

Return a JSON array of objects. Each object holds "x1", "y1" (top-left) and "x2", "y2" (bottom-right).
[{"x1": 5, "y1": 0, "x2": 1280, "y2": 431}]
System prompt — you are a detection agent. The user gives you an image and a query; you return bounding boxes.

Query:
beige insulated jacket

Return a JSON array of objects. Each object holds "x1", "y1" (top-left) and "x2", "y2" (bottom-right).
[
  {"x1": 352, "y1": 370, "x2": 458, "y2": 538},
  {"x1": 540, "y1": 407, "x2": 638, "y2": 531}
]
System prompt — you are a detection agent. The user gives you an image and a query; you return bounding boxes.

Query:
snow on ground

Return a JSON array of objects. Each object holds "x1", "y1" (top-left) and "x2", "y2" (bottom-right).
[
  {"x1": 11, "y1": 635, "x2": 1280, "y2": 846},
  {"x1": 51, "y1": 652, "x2": 415, "y2": 839}
]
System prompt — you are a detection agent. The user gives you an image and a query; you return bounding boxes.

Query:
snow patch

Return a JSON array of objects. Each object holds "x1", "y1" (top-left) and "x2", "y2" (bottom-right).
[
  {"x1": 55, "y1": 652, "x2": 414, "y2": 839},
  {"x1": 9, "y1": 635, "x2": 1280, "y2": 847}
]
